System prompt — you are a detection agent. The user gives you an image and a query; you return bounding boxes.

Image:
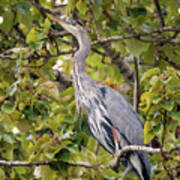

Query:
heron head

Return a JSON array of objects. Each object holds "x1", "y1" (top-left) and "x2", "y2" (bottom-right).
[{"x1": 48, "y1": 15, "x2": 85, "y2": 38}]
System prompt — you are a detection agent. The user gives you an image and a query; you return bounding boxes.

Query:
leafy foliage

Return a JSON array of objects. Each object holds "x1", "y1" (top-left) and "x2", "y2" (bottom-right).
[{"x1": 0, "y1": 0, "x2": 180, "y2": 179}]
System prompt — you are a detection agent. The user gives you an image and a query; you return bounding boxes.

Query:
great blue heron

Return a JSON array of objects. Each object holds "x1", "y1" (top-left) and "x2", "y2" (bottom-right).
[{"x1": 49, "y1": 15, "x2": 151, "y2": 180}]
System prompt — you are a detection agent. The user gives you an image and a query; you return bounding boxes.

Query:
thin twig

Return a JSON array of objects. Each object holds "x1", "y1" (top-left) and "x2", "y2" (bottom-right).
[
  {"x1": 95, "y1": 143, "x2": 100, "y2": 155},
  {"x1": 0, "y1": 30, "x2": 26, "y2": 46},
  {"x1": 0, "y1": 49, "x2": 74, "y2": 61},
  {"x1": 133, "y1": 57, "x2": 139, "y2": 112},
  {"x1": 163, "y1": 56, "x2": 180, "y2": 70},
  {"x1": 169, "y1": 144, "x2": 180, "y2": 154},
  {"x1": 152, "y1": 0, "x2": 165, "y2": 27},
  {"x1": 89, "y1": 7, "x2": 101, "y2": 39}
]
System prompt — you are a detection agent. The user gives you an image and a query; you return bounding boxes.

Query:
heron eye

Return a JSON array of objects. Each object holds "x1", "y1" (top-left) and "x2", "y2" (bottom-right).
[
  {"x1": 76, "y1": 20, "x2": 83, "y2": 26},
  {"x1": 65, "y1": 19, "x2": 72, "y2": 24}
]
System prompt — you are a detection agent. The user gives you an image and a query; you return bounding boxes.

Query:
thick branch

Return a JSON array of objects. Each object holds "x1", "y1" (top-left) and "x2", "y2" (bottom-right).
[
  {"x1": 101, "y1": 43, "x2": 134, "y2": 83},
  {"x1": 53, "y1": 70, "x2": 72, "y2": 92}
]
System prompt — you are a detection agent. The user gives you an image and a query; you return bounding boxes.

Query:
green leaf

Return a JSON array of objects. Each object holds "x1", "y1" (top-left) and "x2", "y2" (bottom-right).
[
  {"x1": 140, "y1": 91, "x2": 153, "y2": 112},
  {"x1": 87, "y1": 53, "x2": 102, "y2": 67},
  {"x1": 126, "y1": 39, "x2": 149, "y2": 57},
  {"x1": 160, "y1": 100, "x2": 174, "y2": 111},
  {"x1": 40, "y1": 166, "x2": 56, "y2": 180},
  {"x1": 128, "y1": 7, "x2": 147, "y2": 18},
  {"x1": 43, "y1": 18, "x2": 51, "y2": 29},
  {"x1": 24, "y1": 106, "x2": 38, "y2": 121},
  {"x1": 103, "y1": 168, "x2": 121, "y2": 178},
  {"x1": 0, "y1": 11, "x2": 13, "y2": 31},
  {"x1": 153, "y1": 124, "x2": 161, "y2": 133},
  {"x1": 15, "y1": 2, "x2": 31, "y2": 15},
  {"x1": 107, "y1": 21, "x2": 118, "y2": 30},
  {"x1": 76, "y1": 0, "x2": 87, "y2": 15},
  {"x1": 151, "y1": 96, "x2": 162, "y2": 104},
  {"x1": 175, "y1": 17, "x2": 180, "y2": 27},
  {"x1": 1, "y1": 101, "x2": 15, "y2": 114},
  {"x1": 54, "y1": 148, "x2": 71, "y2": 162},
  {"x1": 28, "y1": 41, "x2": 44, "y2": 50},
  {"x1": 141, "y1": 45, "x2": 155, "y2": 64},
  {"x1": 50, "y1": 161, "x2": 69, "y2": 173},
  {"x1": 59, "y1": 87, "x2": 74, "y2": 97},
  {"x1": 1, "y1": 143, "x2": 14, "y2": 160},
  {"x1": 68, "y1": 0, "x2": 76, "y2": 10},
  {"x1": 34, "y1": 100, "x2": 50, "y2": 113},
  {"x1": 150, "y1": 75, "x2": 159, "y2": 85},
  {"x1": 111, "y1": 41, "x2": 126, "y2": 55},
  {"x1": 3, "y1": 133, "x2": 15, "y2": 144},
  {"x1": 171, "y1": 112, "x2": 180, "y2": 121},
  {"x1": 14, "y1": 167, "x2": 27, "y2": 175},
  {"x1": 141, "y1": 68, "x2": 160, "y2": 82},
  {"x1": 92, "y1": 3, "x2": 102, "y2": 19},
  {"x1": 16, "y1": 2, "x2": 32, "y2": 29}
]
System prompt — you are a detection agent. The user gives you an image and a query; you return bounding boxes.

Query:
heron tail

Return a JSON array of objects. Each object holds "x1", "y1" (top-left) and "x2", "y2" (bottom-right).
[{"x1": 129, "y1": 152, "x2": 151, "y2": 180}]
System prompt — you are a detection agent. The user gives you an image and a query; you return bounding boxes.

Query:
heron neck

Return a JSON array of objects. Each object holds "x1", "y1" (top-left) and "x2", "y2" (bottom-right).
[{"x1": 73, "y1": 33, "x2": 91, "y2": 74}]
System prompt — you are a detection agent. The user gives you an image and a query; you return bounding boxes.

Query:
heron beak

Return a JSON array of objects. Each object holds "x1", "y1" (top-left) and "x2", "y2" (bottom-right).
[
  {"x1": 48, "y1": 15, "x2": 67, "y2": 25},
  {"x1": 48, "y1": 14, "x2": 78, "y2": 36}
]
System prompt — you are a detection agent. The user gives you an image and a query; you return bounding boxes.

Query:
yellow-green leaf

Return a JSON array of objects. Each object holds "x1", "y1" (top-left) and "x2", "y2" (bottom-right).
[
  {"x1": 26, "y1": 28, "x2": 42, "y2": 43},
  {"x1": 76, "y1": 0, "x2": 87, "y2": 15},
  {"x1": 0, "y1": 168, "x2": 5, "y2": 180},
  {"x1": 144, "y1": 121, "x2": 154, "y2": 144},
  {"x1": 126, "y1": 39, "x2": 149, "y2": 57}
]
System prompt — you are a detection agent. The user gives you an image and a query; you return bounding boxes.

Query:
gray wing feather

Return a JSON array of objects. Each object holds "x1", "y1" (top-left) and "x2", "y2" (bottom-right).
[
  {"x1": 99, "y1": 85, "x2": 151, "y2": 179},
  {"x1": 100, "y1": 85, "x2": 143, "y2": 145}
]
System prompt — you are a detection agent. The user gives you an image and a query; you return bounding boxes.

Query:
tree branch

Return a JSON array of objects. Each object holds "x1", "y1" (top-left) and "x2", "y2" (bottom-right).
[
  {"x1": 0, "y1": 144, "x2": 180, "y2": 172},
  {"x1": 0, "y1": 160, "x2": 92, "y2": 168},
  {"x1": 0, "y1": 146, "x2": 161, "y2": 168},
  {"x1": 152, "y1": 0, "x2": 165, "y2": 27},
  {"x1": 162, "y1": 56, "x2": 180, "y2": 70},
  {"x1": 91, "y1": 27, "x2": 180, "y2": 45},
  {"x1": 0, "y1": 146, "x2": 159, "y2": 173},
  {"x1": 110, "y1": 145, "x2": 160, "y2": 171}
]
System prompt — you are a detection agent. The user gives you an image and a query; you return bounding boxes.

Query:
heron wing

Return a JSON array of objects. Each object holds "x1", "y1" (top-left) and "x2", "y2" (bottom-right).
[
  {"x1": 98, "y1": 85, "x2": 151, "y2": 179},
  {"x1": 99, "y1": 85, "x2": 144, "y2": 146}
]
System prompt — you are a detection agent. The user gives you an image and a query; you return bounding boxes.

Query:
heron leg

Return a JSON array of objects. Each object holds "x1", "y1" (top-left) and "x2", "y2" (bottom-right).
[{"x1": 118, "y1": 164, "x2": 132, "y2": 180}]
